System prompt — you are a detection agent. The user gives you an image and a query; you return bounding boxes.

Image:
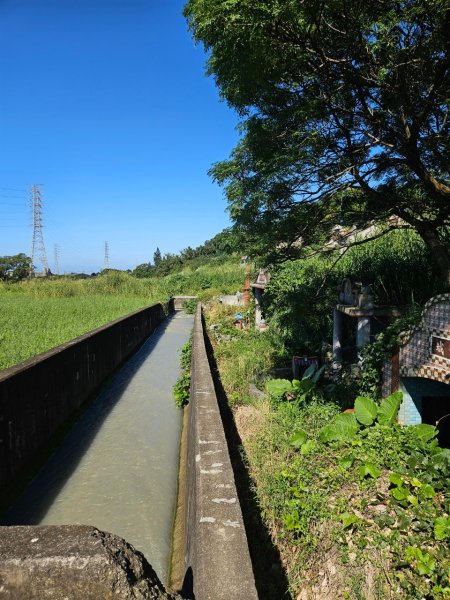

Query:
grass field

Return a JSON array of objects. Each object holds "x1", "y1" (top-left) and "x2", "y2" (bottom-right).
[
  {"x1": 0, "y1": 295, "x2": 158, "y2": 370},
  {"x1": 0, "y1": 260, "x2": 245, "y2": 371}
]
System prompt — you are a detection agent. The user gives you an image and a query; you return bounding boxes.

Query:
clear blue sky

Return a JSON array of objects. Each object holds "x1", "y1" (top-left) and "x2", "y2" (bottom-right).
[{"x1": 0, "y1": 0, "x2": 239, "y2": 273}]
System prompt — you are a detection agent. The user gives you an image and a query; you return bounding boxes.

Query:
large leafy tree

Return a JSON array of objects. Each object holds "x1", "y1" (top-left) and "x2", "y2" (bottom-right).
[
  {"x1": 0, "y1": 254, "x2": 32, "y2": 281},
  {"x1": 184, "y1": 0, "x2": 450, "y2": 285}
]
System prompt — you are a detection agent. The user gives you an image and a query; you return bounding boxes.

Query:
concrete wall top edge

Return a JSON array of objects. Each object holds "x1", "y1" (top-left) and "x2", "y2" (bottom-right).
[{"x1": 186, "y1": 304, "x2": 259, "y2": 600}]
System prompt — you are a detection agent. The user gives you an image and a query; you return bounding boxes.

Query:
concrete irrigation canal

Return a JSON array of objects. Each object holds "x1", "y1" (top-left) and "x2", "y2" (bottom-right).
[
  {"x1": 0, "y1": 301, "x2": 258, "y2": 599},
  {"x1": 2, "y1": 311, "x2": 193, "y2": 582}
]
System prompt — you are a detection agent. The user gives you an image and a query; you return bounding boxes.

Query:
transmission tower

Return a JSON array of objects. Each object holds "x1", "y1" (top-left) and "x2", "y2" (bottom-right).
[
  {"x1": 54, "y1": 244, "x2": 60, "y2": 275},
  {"x1": 103, "y1": 241, "x2": 110, "y2": 270},
  {"x1": 30, "y1": 184, "x2": 49, "y2": 274}
]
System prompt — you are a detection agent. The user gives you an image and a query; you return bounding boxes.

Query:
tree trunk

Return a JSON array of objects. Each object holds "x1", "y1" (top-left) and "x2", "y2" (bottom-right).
[{"x1": 416, "y1": 224, "x2": 450, "y2": 289}]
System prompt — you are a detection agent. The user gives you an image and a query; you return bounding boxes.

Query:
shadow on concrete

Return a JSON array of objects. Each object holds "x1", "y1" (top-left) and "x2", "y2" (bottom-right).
[
  {"x1": 202, "y1": 317, "x2": 292, "y2": 600},
  {"x1": 2, "y1": 315, "x2": 175, "y2": 525},
  {"x1": 180, "y1": 567, "x2": 196, "y2": 600}
]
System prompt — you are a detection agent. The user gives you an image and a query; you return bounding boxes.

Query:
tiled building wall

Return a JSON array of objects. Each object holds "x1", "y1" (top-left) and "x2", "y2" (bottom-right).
[{"x1": 382, "y1": 294, "x2": 450, "y2": 425}]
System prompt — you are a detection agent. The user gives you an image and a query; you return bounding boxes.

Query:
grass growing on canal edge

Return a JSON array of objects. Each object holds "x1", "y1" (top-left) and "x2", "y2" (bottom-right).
[
  {"x1": 0, "y1": 260, "x2": 245, "y2": 371},
  {"x1": 204, "y1": 306, "x2": 450, "y2": 600},
  {"x1": 173, "y1": 337, "x2": 192, "y2": 408}
]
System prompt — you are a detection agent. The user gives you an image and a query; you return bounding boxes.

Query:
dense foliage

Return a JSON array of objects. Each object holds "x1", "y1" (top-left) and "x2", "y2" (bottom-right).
[
  {"x1": 132, "y1": 228, "x2": 243, "y2": 278},
  {"x1": 173, "y1": 337, "x2": 192, "y2": 408},
  {"x1": 253, "y1": 397, "x2": 450, "y2": 598},
  {"x1": 205, "y1": 305, "x2": 450, "y2": 598},
  {"x1": 0, "y1": 253, "x2": 32, "y2": 281},
  {"x1": 263, "y1": 230, "x2": 444, "y2": 355},
  {"x1": 206, "y1": 303, "x2": 286, "y2": 406},
  {"x1": 185, "y1": 0, "x2": 450, "y2": 284}
]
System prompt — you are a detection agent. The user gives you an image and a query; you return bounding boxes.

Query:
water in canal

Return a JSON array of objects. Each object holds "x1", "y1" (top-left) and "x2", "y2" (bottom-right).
[{"x1": 3, "y1": 311, "x2": 193, "y2": 583}]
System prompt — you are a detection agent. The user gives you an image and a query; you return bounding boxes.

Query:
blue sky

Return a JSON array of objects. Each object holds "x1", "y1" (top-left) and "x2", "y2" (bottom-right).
[{"x1": 0, "y1": 0, "x2": 239, "y2": 273}]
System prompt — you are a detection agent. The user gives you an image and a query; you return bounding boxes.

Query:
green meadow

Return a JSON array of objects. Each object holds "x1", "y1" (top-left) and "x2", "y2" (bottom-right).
[{"x1": 0, "y1": 260, "x2": 245, "y2": 371}]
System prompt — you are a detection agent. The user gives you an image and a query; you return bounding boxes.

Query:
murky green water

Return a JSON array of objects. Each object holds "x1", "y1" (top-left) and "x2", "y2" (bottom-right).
[{"x1": 3, "y1": 312, "x2": 193, "y2": 582}]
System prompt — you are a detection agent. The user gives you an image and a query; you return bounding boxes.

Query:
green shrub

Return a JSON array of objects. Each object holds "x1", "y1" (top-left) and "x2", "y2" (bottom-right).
[
  {"x1": 173, "y1": 338, "x2": 192, "y2": 408},
  {"x1": 249, "y1": 389, "x2": 450, "y2": 598},
  {"x1": 183, "y1": 298, "x2": 197, "y2": 314},
  {"x1": 263, "y1": 230, "x2": 443, "y2": 358}
]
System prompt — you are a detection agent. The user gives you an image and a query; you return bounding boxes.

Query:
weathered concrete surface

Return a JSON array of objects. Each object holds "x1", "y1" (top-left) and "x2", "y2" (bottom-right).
[
  {"x1": 0, "y1": 301, "x2": 171, "y2": 493},
  {"x1": 0, "y1": 525, "x2": 181, "y2": 600},
  {"x1": 182, "y1": 305, "x2": 259, "y2": 600}
]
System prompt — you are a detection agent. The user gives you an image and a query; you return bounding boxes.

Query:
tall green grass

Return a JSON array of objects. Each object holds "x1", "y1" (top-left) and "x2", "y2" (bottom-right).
[
  {"x1": 0, "y1": 260, "x2": 246, "y2": 371},
  {"x1": 0, "y1": 295, "x2": 158, "y2": 370}
]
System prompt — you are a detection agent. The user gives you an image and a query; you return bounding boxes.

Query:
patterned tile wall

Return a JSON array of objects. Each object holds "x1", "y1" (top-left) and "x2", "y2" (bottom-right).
[{"x1": 382, "y1": 294, "x2": 450, "y2": 423}]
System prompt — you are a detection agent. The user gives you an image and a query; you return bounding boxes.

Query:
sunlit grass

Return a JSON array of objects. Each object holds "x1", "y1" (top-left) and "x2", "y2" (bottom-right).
[
  {"x1": 0, "y1": 259, "x2": 245, "y2": 371},
  {"x1": 0, "y1": 295, "x2": 159, "y2": 371}
]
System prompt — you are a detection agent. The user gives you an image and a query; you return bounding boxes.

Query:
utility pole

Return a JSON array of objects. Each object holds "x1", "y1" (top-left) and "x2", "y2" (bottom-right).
[
  {"x1": 30, "y1": 184, "x2": 49, "y2": 275},
  {"x1": 104, "y1": 241, "x2": 110, "y2": 270},
  {"x1": 54, "y1": 244, "x2": 60, "y2": 275}
]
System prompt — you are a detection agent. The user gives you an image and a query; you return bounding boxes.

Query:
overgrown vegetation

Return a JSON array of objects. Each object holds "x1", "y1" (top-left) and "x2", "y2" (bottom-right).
[
  {"x1": 204, "y1": 302, "x2": 450, "y2": 599},
  {"x1": 0, "y1": 259, "x2": 244, "y2": 371},
  {"x1": 248, "y1": 395, "x2": 450, "y2": 598},
  {"x1": 183, "y1": 298, "x2": 197, "y2": 314},
  {"x1": 173, "y1": 337, "x2": 192, "y2": 408},
  {"x1": 206, "y1": 303, "x2": 286, "y2": 406},
  {"x1": 358, "y1": 306, "x2": 423, "y2": 398},
  {"x1": 263, "y1": 230, "x2": 444, "y2": 357},
  {"x1": 185, "y1": 0, "x2": 450, "y2": 285},
  {"x1": 132, "y1": 228, "x2": 242, "y2": 278}
]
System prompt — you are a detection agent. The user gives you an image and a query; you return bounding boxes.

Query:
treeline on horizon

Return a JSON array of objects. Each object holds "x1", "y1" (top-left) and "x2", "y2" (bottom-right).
[{"x1": 132, "y1": 227, "x2": 243, "y2": 278}]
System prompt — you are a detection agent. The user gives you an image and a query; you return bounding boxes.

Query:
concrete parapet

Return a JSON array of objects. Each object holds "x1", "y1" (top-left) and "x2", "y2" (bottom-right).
[
  {"x1": 0, "y1": 302, "x2": 171, "y2": 493},
  {"x1": 182, "y1": 304, "x2": 258, "y2": 599},
  {"x1": 0, "y1": 525, "x2": 180, "y2": 599}
]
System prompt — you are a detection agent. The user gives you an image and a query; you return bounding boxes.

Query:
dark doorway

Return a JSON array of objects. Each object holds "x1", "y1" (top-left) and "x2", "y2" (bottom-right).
[{"x1": 422, "y1": 396, "x2": 450, "y2": 448}]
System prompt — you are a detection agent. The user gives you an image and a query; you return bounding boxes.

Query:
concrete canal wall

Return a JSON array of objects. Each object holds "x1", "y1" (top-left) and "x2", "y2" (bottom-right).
[
  {"x1": 179, "y1": 304, "x2": 258, "y2": 600},
  {"x1": 0, "y1": 300, "x2": 172, "y2": 493},
  {"x1": 0, "y1": 300, "x2": 258, "y2": 599}
]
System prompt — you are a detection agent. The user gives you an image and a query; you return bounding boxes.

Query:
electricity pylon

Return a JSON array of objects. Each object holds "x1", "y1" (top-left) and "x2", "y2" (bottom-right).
[
  {"x1": 104, "y1": 241, "x2": 110, "y2": 270},
  {"x1": 30, "y1": 184, "x2": 49, "y2": 275},
  {"x1": 54, "y1": 244, "x2": 60, "y2": 275}
]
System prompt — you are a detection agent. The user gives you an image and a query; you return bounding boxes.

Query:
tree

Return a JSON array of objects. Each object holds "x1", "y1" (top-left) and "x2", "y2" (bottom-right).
[
  {"x1": 132, "y1": 263, "x2": 154, "y2": 278},
  {"x1": 184, "y1": 0, "x2": 450, "y2": 285},
  {"x1": 153, "y1": 247, "x2": 162, "y2": 266},
  {"x1": 0, "y1": 253, "x2": 32, "y2": 281}
]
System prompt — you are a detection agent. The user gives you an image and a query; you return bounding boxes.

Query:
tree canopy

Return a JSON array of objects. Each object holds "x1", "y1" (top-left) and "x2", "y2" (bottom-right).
[
  {"x1": 184, "y1": 0, "x2": 450, "y2": 284},
  {"x1": 132, "y1": 228, "x2": 243, "y2": 278},
  {"x1": 153, "y1": 247, "x2": 162, "y2": 266},
  {"x1": 0, "y1": 254, "x2": 32, "y2": 281}
]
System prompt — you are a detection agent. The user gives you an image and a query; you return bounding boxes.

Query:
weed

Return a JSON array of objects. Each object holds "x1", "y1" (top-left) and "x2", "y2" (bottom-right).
[{"x1": 173, "y1": 338, "x2": 192, "y2": 408}]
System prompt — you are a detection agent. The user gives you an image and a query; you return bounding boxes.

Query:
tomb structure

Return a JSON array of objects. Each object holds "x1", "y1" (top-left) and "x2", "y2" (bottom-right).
[
  {"x1": 332, "y1": 278, "x2": 401, "y2": 368},
  {"x1": 251, "y1": 269, "x2": 270, "y2": 328},
  {"x1": 382, "y1": 294, "x2": 450, "y2": 446}
]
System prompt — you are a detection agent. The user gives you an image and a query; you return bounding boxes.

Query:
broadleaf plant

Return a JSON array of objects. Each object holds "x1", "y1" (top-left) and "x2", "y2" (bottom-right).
[
  {"x1": 354, "y1": 396, "x2": 378, "y2": 426},
  {"x1": 377, "y1": 391, "x2": 403, "y2": 425}
]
